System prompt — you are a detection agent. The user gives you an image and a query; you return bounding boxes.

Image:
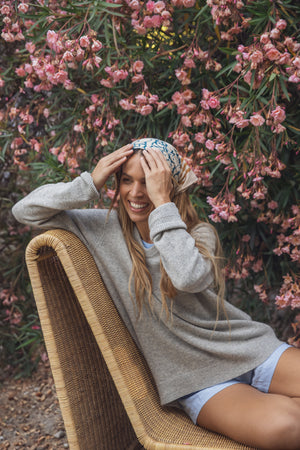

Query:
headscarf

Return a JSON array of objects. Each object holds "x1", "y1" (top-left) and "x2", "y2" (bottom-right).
[{"x1": 132, "y1": 138, "x2": 198, "y2": 193}]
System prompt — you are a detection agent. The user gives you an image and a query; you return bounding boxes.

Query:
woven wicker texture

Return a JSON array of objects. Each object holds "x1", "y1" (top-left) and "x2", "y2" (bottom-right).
[{"x1": 26, "y1": 229, "x2": 256, "y2": 450}]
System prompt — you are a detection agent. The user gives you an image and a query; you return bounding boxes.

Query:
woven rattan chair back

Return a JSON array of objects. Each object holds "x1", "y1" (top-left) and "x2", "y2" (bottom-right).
[{"x1": 26, "y1": 229, "x2": 255, "y2": 450}]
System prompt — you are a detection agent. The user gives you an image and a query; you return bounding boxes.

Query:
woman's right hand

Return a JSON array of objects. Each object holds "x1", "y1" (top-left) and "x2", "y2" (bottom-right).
[{"x1": 91, "y1": 144, "x2": 133, "y2": 191}]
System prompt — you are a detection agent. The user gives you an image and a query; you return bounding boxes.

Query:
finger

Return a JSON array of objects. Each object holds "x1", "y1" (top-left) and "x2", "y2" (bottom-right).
[
  {"x1": 115, "y1": 143, "x2": 133, "y2": 154},
  {"x1": 142, "y1": 149, "x2": 159, "y2": 170},
  {"x1": 109, "y1": 144, "x2": 133, "y2": 161},
  {"x1": 140, "y1": 153, "x2": 151, "y2": 173},
  {"x1": 150, "y1": 148, "x2": 170, "y2": 170}
]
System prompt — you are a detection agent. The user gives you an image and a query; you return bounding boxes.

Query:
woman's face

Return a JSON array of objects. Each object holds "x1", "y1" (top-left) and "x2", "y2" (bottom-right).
[{"x1": 119, "y1": 153, "x2": 154, "y2": 239}]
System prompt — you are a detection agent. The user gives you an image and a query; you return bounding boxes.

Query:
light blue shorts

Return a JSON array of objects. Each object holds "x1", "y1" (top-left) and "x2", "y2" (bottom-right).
[{"x1": 177, "y1": 343, "x2": 291, "y2": 424}]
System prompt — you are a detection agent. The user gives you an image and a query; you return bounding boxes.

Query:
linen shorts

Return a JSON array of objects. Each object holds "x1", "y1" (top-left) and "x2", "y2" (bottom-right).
[{"x1": 177, "y1": 343, "x2": 291, "y2": 424}]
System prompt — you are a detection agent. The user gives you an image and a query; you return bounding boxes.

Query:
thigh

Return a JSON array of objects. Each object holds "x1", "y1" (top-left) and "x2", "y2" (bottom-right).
[
  {"x1": 269, "y1": 346, "x2": 300, "y2": 397},
  {"x1": 197, "y1": 383, "x2": 300, "y2": 450}
]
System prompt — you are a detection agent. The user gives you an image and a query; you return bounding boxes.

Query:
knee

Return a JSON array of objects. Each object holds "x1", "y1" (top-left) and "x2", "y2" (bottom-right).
[{"x1": 264, "y1": 402, "x2": 300, "y2": 450}]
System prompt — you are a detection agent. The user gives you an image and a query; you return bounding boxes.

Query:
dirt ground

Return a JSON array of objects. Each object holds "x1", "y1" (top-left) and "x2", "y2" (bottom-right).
[{"x1": 0, "y1": 361, "x2": 68, "y2": 450}]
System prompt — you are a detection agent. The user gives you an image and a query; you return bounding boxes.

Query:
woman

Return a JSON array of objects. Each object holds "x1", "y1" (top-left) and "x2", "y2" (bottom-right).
[{"x1": 13, "y1": 138, "x2": 300, "y2": 449}]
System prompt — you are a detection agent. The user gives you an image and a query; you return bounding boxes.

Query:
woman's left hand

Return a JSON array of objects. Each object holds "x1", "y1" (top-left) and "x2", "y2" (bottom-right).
[{"x1": 140, "y1": 148, "x2": 173, "y2": 208}]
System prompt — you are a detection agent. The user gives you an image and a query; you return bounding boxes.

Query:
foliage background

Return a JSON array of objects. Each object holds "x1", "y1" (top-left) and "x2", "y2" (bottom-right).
[{"x1": 0, "y1": 0, "x2": 299, "y2": 377}]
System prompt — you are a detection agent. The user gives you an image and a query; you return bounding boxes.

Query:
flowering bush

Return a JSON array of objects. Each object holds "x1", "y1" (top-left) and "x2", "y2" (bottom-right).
[{"x1": 1, "y1": 0, "x2": 299, "y2": 372}]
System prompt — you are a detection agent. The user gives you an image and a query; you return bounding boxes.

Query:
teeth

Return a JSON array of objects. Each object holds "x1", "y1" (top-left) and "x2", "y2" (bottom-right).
[{"x1": 130, "y1": 201, "x2": 147, "y2": 209}]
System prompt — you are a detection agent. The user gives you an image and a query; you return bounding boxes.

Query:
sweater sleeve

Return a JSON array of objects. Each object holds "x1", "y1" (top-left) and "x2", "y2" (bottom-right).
[
  {"x1": 12, "y1": 172, "x2": 100, "y2": 234},
  {"x1": 148, "y1": 202, "x2": 215, "y2": 293}
]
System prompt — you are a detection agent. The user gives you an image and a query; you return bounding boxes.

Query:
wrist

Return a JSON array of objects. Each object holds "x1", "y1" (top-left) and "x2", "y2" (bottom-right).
[{"x1": 153, "y1": 197, "x2": 171, "y2": 208}]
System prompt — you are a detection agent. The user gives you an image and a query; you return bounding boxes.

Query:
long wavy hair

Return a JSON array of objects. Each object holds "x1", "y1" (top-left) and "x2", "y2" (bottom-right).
[{"x1": 109, "y1": 156, "x2": 226, "y2": 320}]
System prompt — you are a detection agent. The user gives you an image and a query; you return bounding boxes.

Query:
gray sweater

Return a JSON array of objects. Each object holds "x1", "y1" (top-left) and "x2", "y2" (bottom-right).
[{"x1": 12, "y1": 172, "x2": 282, "y2": 405}]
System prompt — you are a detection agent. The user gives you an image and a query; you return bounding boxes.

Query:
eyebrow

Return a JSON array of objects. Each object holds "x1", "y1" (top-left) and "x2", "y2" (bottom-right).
[{"x1": 121, "y1": 172, "x2": 146, "y2": 182}]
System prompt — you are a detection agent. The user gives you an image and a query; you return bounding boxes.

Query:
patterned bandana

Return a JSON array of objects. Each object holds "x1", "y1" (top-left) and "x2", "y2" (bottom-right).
[{"x1": 132, "y1": 138, "x2": 198, "y2": 193}]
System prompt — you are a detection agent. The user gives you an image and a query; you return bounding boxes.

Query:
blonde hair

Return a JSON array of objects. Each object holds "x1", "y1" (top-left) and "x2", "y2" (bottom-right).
[{"x1": 109, "y1": 164, "x2": 226, "y2": 321}]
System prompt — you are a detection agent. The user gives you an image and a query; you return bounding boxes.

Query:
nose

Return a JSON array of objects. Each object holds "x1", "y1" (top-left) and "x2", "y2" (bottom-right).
[{"x1": 130, "y1": 181, "x2": 144, "y2": 197}]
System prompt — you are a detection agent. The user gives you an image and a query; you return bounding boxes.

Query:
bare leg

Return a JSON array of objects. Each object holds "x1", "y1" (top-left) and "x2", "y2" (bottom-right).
[
  {"x1": 197, "y1": 383, "x2": 300, "y2": 450},
  {"x1": 269, "y1": 347, "x2": 300, "y2": 397}
]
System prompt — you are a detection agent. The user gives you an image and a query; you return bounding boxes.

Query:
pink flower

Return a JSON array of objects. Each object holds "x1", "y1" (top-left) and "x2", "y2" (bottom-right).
[
  {"x1": 205, "y1": 139, "x2": 215, "y2": 150},
  {"x1": 24, "y1": 63, "x2": 33, "y2": 74},
  {"x1": 43, "y1": 108, "x2": 50, "y2": 118},
  {"x1": 25, "y1": 42, "x2": 36, "y2": 53},
  {"x1": 183, "y1": 0, "x2": 196, "y2": 6},
  {"x1": 152, "y1": 14, "x2": 163, "y2": 27},
  {"x1": 268, "y1": 201, "x2": 278, "y2": 210},
  {"x1": 273, "y1": 123, "x2": 286, "y2": 134},
  {"x1": 194, "y1": 132, "x2": 206, "y2": 144},
  {"x1": 207, "y1": 96, "x2": 220, "y2": 109},
  {"x1": 132, "y1": 74, "x2": 144, "y2": 83},
  {"x1": 18, "y1": 3, "x2": 29, "y2": 13},
  {"x1": 80, "y1": 36, "x2": 90, "y2": 48},
  {"x1": 2, "y1": 32, "x2": 15, "y2": 42},
  {"x1": 149, "y1": 94, "x2": 158, "y2": 104},
  {"x1": 135, "y1": 94, "x2": 148, "y2": 105},
  {"x1": 15, "y1": 67, "x2": 26, "y2": 77},
  {"x1": 270, "y1": 28, "x2": 280, "y2": 40},
  {"x1": 250, "y1": 113, "x2": 265, "y2": 126},
  {"x1": 276, "y1": 19, "x2": 287, "y2": 30},
  {"x1": 129, "y1": 0, "x2": 141, "y2": 9},
  {"x1": 184, "y1": 58, "x2": 196, "y2": 68},
  {"x1": 140, "y1": 105, "x2": 153, "y2": 115},
  {"x1": 74, "y1": 124, "x2": 84, "y2": 132},
  {"x1": 288, "y1": 74, "x2": 300, "y2": 83},
  {"x1": 202, "y1": 88, "x2": 210, "y2": 100},
  {"x1": 172, "y1": 91, "x2": 185, "y2": 106},
  {"x1": 235, "y1": 118, "x2": 249, "y2": 129},
  {"x1": 266, "y1": 48, "x2": 281, "y2": 61},
  {"x1": 119, "y1": 99, "x2": 135, "y2": 110},
  {"x1": 260, "y1": 33, "x2": 269, "y2": 44},
  {"x1": 53, "y1": 70, "x2": 68, "y2": 84},
  {"x1": 293, "y1": 57, "x2": 300, "y2": 69},
  {"x1": 181, "y1": 116, "x2": 192, "y2": 127},
  {"x1": 243, "y1": 71, "x2": 252, "y2": 85},
  {"x1": 63, "y1": 51, "x2": 74, "y2": 62},
  {"x1": 153, "y1": 1, "x2": 166, "y2": 14},
  {"x1": 46, "y1": 30, "x2": 58, "y2": 45},
  {"x1": 175, "y1": 68, "x2": 190, "y2": 84},
  {"x1": 91, "y1": 40, "x2": 102, "y2": 52},
  {"x1": 146, "y1": 0, "x2": 155, "y2": 11},
  {"x1": 64, "y1": 80, "x2": 75, "y2": 90},
  {"x1": 133, "y1": 60, "x2": 144, "y2": 72},
  {"x1": 143, "y1": 15, "x2": 159, "y2": 28},
  {"x1": 49, "y1": 147, "x2": 60, "y2": 156},
  {"x1": 200, "y1": 99, "x2": 210, "y2": 110},
  {"x1": 271, "y1": 106, "x2": 286, "y2": 124},
  {"x1": 112, "y1": 69, "x2": 128, "y2": 82},
  {"x1": 278, "y1": 53, "x2": 290, "y2": 65},
  {"x1": 0, "y1": 5, "x2": 10, "y2": 14},
  {"x1": 76, "y1": 48, "x2": 85, "y2": 61},
  {"x1": 250, "y1": 50, "x2": 263, "y2": 66}
]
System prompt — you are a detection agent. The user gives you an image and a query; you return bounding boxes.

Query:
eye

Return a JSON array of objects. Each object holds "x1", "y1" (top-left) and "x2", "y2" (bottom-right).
[{"x1": 121, "y1": 176, "x2": 131, "y2": 184}]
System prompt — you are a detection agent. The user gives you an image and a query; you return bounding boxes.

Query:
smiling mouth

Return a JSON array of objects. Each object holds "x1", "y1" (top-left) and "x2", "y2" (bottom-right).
[{"x1": 128, "y1": 201, "x2": 149, "y2": 211}]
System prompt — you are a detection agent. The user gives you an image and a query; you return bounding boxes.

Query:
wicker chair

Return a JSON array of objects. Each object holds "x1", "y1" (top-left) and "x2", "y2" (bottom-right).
[{"x1": 25, "y1": 229, "x2": 255, "y2": 450}]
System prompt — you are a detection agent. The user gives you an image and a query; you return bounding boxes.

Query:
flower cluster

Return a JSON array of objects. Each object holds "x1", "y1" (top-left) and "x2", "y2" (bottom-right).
[
  {"x1": 273, "y1": 205, "x2": 300, "y2": 264},
  {"x1": 14, "y1": 29, "x2": 104, "y2": 92},
  {"x1": 207, "y1": 0, "x2": 250, "y2": 41},
  {"x1": 125, "y1": 0, "x2": 173, "y2": 34},
  {"x1": 275, "y1": 274, "x2": 300, "y2": 310},
  {"x1": 1, "y1": 0, "x2": 300, "y2": 360},
  {"x1": 233, "y1": 19, "x2": 300, "y2": 96},
  {"x1": 0, "y1": 288, "x2": 25, "y2": 326},
  {"x1": 207, "y1": 193, "x2": 241, "y2": 223}
]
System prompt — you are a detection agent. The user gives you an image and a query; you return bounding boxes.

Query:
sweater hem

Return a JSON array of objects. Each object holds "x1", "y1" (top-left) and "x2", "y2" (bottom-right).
[{"x1": 159, "y1": 339, "x2": 283, "y2": 406}]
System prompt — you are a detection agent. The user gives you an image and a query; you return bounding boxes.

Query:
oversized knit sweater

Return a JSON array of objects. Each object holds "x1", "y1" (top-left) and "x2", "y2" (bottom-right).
[{"x1": 12, "y1": 172, "x2": 282, "y2": 405}]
